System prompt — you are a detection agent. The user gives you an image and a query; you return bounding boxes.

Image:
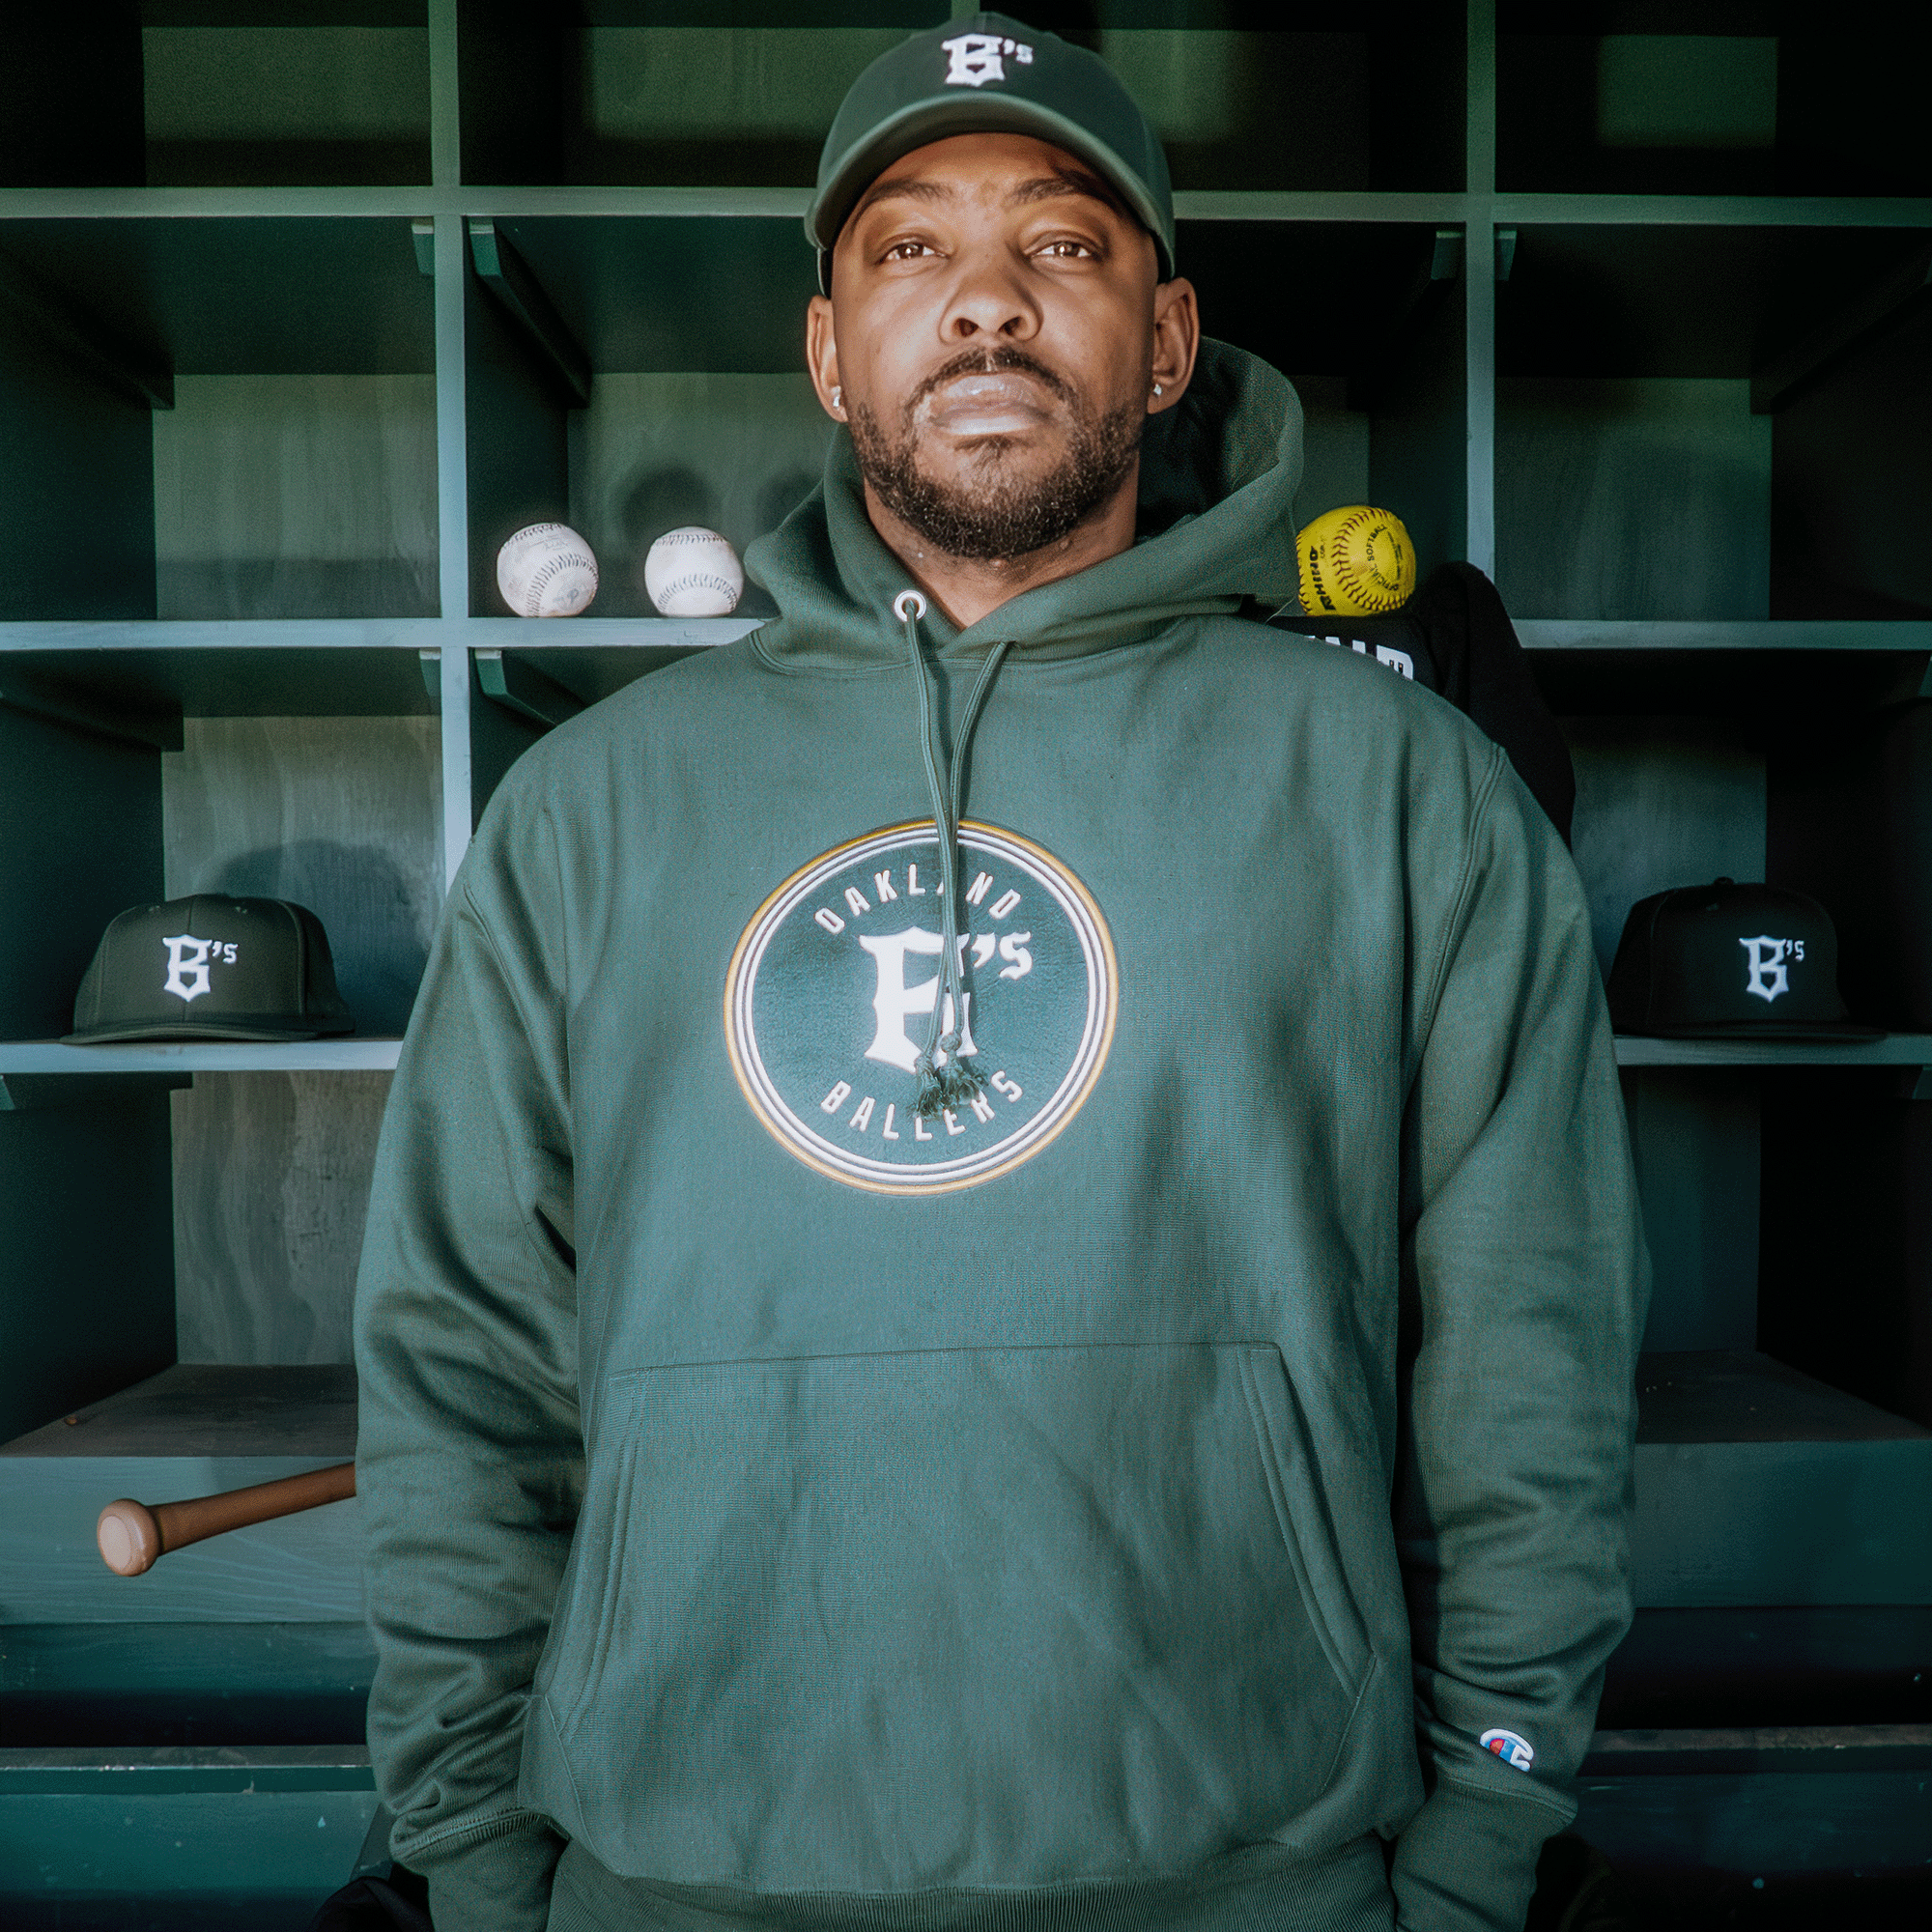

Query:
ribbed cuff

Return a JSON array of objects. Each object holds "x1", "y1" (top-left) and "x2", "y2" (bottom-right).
[
  {"x1": 1390, "y1": 1776, "x2": 1570, "y2": 1932},
  {"x1": 420, "y1": 1818, "x2": 567, "y2": 1932}
]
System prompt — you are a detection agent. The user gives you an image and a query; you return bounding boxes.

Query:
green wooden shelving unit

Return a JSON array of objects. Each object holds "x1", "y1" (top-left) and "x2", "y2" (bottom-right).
[{"x1": 2, "y1": 3, "x2": 1928, "y2": 1925}]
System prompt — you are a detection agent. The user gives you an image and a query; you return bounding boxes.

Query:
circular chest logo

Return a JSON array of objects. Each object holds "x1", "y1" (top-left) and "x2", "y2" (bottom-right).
[{"x1": 724, "y1": 821, "x2": 1116, "y2": 1194}]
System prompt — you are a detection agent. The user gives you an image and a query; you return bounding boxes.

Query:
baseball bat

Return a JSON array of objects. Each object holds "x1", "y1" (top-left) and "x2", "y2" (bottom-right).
[{"x1": 97, "y1": 1462, "x2": 356, "y2": 1577}]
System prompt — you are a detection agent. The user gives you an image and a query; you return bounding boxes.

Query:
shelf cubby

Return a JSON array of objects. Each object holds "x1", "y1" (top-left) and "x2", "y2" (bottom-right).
[
  {"x1": 1632, "y1": 1350, "x2": 1932, "y2": 1607},
  {"x1": 1495, "y1": 221, "x2": 1932, "y2": 627},
  {"x1": 0, "y1": 216, "x2": 438, "y2": 628},
  {"x1": 457, "y1": 2, "x2": 1465, "y2": 196},
  {"x1": 0, "y1": 1362, "x2": 365, "y2": 1632},
  {"x1": 140, "y1": 3, "x2": 434, "y2": 190},
  {"x1": 0, "y1": 5, "x2": 434, "y2": 192},
  {"x1": 1496, "y1": 6, "x2": 1931, "y2": 201},
  {"x1": 1180, "y1": 218, "x2": 1467, "y2": 573}
]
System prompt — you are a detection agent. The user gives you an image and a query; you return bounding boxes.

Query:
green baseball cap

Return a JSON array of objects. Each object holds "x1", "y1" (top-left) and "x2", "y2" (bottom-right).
[
  {"x1": 808, "y1": 12, "x2": 1176, "y2": 295},
  {"x1": 66, "y1": 895, "x2": 356, "y2": 1043}
]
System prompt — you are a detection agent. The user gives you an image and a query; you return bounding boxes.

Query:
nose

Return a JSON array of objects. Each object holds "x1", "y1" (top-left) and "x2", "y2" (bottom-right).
[{"x1": 938, "y1": 240, "x2": 1039, "y2": 346}]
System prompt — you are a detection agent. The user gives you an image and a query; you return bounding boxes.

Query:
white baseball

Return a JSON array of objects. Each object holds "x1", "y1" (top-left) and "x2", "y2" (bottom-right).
[
  {"x1": 645, "y1": 526, "x2": 743, "y2": 617},
  {"x1": 497, "y1": 523, "x2": 598, "y2": 617}
]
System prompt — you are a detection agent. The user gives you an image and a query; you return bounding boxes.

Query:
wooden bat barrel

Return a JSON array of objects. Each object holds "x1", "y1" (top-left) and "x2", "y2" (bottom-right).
[{"x1": 97, "y1": 1462, "x2": 357, "y2": 1577}]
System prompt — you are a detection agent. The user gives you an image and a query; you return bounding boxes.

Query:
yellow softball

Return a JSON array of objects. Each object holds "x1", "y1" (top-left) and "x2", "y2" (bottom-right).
[{"x1": 1295, "y1": 505, "x2": 1418, "y2": 616}]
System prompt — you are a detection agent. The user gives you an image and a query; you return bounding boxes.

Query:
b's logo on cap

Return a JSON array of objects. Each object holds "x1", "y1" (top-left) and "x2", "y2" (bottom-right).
[
  {"x1": 942, "y1": 32, "x2": 1034, "y2": 88},
  {"x1": 1741, "y1": 933, "x2": 1804, "y2": 1004},
  {"x1": 161, "y1": 933, "x2": 239, "y2": 1003},
  {"x1": 724, "y1": 821, "x2": 1114, "y2": 1195}
]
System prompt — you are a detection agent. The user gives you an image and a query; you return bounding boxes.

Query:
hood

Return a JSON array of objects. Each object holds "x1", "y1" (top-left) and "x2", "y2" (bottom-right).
[
  {"x1": 739, "y1": 336, "x2": 1304, "y2": 1118},
  {"x1": 744, "y1": 337, "x2": 1305, "y2": 668}
]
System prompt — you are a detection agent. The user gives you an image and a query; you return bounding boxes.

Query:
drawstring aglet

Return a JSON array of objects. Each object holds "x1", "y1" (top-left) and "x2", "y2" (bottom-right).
[{"x1": 913, "y1": 1045, "x2": 984, "y2": 1121}]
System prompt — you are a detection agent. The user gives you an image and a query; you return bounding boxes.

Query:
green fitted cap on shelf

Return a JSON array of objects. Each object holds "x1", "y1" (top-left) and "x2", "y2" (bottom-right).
[
  {"x1": 66, "y1": 895, "x2": 356, "y2": 1044},
  {"x1": 808, "y1": 12, "x2": 1175, "y2": 294}
]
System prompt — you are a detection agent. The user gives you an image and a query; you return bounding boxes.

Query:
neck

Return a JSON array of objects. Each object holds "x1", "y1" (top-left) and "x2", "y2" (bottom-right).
[{"x1": 862, "y1": 458, "x2": 1141, "y2": 631}]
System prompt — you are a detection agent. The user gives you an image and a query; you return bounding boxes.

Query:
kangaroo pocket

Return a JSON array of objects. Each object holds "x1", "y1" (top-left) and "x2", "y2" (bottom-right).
[{"x1": 534, "y1": 1342, "x2": 1377, "y2": 1891}]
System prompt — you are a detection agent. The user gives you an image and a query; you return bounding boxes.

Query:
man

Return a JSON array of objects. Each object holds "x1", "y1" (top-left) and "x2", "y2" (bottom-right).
[{"x1": 355, "y1": 15, "x2": 1647, "y2": 1932}]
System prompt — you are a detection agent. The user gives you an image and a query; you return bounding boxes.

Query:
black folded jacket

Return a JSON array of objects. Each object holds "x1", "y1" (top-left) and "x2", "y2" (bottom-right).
[{"x1": 1267, "y1": 560, "x2": 1577, "y2": 846}]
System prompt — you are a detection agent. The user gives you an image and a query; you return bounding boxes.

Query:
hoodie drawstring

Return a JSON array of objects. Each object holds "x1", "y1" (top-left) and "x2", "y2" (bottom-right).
[{"x1": 895, "y1": 587, "x2": 1012, "y2": 1119}]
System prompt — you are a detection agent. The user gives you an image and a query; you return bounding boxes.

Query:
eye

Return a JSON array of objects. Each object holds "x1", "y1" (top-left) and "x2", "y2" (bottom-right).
[
  {"x1": 882, "y1": 239, "x2": 937, "y2": 262},
  {"x1": 1033, "y1": 238, "x2": 1098, "y2": 261}
]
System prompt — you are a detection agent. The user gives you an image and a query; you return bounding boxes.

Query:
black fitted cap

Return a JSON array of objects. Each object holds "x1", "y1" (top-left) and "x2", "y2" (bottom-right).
[
  {"x1": 67, "y1": 895, "x2": 356, "y2": 1043},
  {"x1": 1606, "y1": 878, "x2": 1880, "y2": 1040},
  {"x1": 808, "y1": 12, "x2": 1175, "y2": 295}
]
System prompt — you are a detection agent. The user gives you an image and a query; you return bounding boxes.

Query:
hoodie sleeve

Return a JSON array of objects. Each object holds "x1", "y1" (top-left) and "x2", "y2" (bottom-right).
[
  {"x1": 1389, "y1": 745, "x2": 1649, "y2": 1932},
  {"x1": 353, "y1": 784, "x2": 581, "y2": 1930}
]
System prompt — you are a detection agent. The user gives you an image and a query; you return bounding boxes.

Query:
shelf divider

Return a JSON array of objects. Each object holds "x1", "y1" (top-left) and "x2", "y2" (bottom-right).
[
  {"x1": 474, "y1": 649, "x2": 583, "y2": 729},
  {"x1": 0, "y1": 1040, "x2": 404, "y2": 1074},
  {"x1": 0, "y1": 663, "x2": 180, "y2": 750},
  {"x1": 1493, "y1": 193, "x2": 1932, "y2": 229},
  {"x1": 433, "y1": 203, "x2": 472, "y2": 893},
  {"x1": 1751, "y1": 239, "x2": 1932, "y2": 414},
  {"x1": 1518, "y1": 619, "x2": 1932, "y2": 652},
  {"x1": 1464, "y1": 0, "x2": 1496, "y2": 580},
  {"x1": 0, "y1": 250, "x2": 172, "y2": 412},
  {"x1": 467, "y1": 219, "x2": 591, "y2": 408},
  {"x1": 4, "y1": 185, "x2": 1924, "y2": 231},
  {"x1": 1615, "y1": 1036, "x2": 1932, "y2": 1068}
]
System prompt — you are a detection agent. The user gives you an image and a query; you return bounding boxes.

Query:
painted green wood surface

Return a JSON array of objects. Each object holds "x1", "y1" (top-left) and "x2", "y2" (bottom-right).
[
  {"x1": 0, "y1": 1041, "x2": 403, "y2": 1075},
  {"x1": 0, "y1": 1101, "x2": 176, "y2": 1452},
  {"x1": 1632, "y1": 1437, "x2": 1932, "y2": 1607},
  {"x1": 1497, "y1": 379, "x2": 1770, "y2": 621},
  {"x1": 0, "y1": 1461, "x2": 363, "y2": 1625},
  {"x1": 170, "y1": 1074, "x2": 389, "y2": 1365},
  {"x1": 0, "y1": 705, "x2": 176, "y2": 1449},
  {"x1": 0, "y1": 1622, "x2": 375, "y2": 1749},
  {"x1": 1574, "y1": 1766, "x2": 1932, "y2": 1875},
  {"x1": 153, "y1": 376, "x2": 438, "y2": 621},
  {"x1": 162, "y1": 715, "x2": 440, "y2": 1036},
  {"x1": 142, "y1": 23, "x2": 431, "y2": 192},
  {"x1": 0, "y1": 1783, "x2": 379, "y2": 1932},
  {"x1": 2, "y1": 1367, "x2": 353, "y2": 1461}
]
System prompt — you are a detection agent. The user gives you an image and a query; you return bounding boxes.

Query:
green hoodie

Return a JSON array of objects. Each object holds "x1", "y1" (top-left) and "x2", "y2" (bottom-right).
[{"x1": 355, "y1": 340, "x2": 1647, "y2": 1932}]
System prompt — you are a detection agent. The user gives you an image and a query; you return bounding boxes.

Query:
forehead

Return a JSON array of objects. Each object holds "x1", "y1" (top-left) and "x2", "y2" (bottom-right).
[{"x1": 854, "y1": 130, "x2": 1123, "y2": 213}]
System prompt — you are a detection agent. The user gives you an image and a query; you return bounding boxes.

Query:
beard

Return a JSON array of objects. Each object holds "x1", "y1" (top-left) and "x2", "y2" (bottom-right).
[{"x1": 848, "y1": 346, "x2": 1143, "y2": 563}]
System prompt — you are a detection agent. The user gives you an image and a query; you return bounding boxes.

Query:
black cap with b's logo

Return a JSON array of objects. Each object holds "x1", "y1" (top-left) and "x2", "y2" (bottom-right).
[
  {"x1": 1606, "y1": 878, "x2": 1880, "y2": 1040},
  {"x1": 65, "y1": 896, "x2": 356, "y2": 1043}
]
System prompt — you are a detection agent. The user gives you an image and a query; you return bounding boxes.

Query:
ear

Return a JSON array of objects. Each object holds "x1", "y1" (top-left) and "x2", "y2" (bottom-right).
[
  {"x1": 807, "y1": 294, "x2": 846, "y2": 420},
  {"x1": 1147, "y1": 276, "x2": 1200, "y2": 415}
]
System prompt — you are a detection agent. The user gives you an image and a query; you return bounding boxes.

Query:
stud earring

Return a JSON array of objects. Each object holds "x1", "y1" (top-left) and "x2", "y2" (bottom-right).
[
  {"x1": 831, "y1": 386, "x2": 843, "y2": 411},
  {"x1": 1151, "y1": 383, "x2": 1164, "y2": 398}
]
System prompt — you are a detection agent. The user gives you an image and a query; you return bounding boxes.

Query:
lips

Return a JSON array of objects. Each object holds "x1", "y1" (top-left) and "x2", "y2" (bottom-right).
[{"x1": 920, "y1": 369, "x2": 1060, "y2": 437}]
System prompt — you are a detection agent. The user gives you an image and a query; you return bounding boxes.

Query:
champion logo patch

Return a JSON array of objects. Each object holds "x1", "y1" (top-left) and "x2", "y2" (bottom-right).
[
  {"x1": 1479, "y1": 1728, "x2": 1535, "y2": 1772},
  {"x1": 724, "y1": 821, "x2": 1115, "y2": 1194}
]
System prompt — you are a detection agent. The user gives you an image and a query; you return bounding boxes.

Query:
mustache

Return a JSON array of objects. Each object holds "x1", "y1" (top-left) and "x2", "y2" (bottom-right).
[{"x1": 909, "y1": 345, "x2": 1075, "y2": 414}]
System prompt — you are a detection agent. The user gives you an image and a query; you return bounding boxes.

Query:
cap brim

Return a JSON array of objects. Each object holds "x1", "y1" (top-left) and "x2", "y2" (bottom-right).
[
  {"x1": 62, "y1": 1018, "x2": 353, "y2": 1044},
  {"x1": 810, "y1": 95, "x2": 1174, "y2": 284}
]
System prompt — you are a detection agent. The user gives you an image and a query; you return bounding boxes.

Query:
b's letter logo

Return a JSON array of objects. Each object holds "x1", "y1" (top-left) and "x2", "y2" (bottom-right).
[
  {"x1": 1741, "y1": 934, "x2": 1801, "y2": 1004},
  {"x1": 942, "y1": 32, "x2": 1032, "y2": 87},
  {"x1": 162, "y1": 933, "x2": 213, "y2": 1003}
]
